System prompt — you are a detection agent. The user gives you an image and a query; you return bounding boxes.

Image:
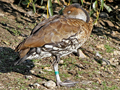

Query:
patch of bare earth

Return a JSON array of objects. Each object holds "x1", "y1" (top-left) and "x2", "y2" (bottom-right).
[{"x1": 0, "y1": 0, "x2": 120, "y2": 90}]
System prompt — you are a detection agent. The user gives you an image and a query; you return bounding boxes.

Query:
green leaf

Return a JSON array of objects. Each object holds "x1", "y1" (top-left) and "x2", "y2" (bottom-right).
[
  {"x1": 41, "y1": 0, "x2": 43, "y2": 5},
  {"x1": 81, "y1": 0, "x2": 84, "y2": 5},
  {"x1": 22, "y1": 2, "x2": 28, "y2": 5},
  {"x1": 32, "y1": 2, "x2": 36, "y2": 13},
  {"x1": 40, "y1": 6, "x2": 46, "y2": 9},
  {"x1": 100, "y1": 0, "x2": 104, "y2": 11},
  {"x1": 48, "y1": 0, "x2": 53, "y2": 16},
  {"x1": 92, "y1": 1, "x2": 97, "y2": 11},
  {"x1": 22, "y1": 0, "x2": 29, "y2": 5},
  {"x1": 18, "y1": 0, "x2": 22, "y2": 6},
  {"x1": 89, "y1": 10, "x2": 94, "y2": 16},
  {"x1": 26, "y1": 0, "x2": 30, "y2": 3},
  {"x1": 104, "y1": 3, "x2": 112, "y2": 13},
  {"x1": 58, "y1": 7, "x2": 65, "y2": 15},
  {"x1": 33, "y1": 0, "x2": 37, "y2": 3}
]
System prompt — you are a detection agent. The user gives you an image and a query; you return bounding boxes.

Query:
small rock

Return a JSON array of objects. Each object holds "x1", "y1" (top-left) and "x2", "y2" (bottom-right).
[
  {"x1": 96, "y1": 52, "x2": 102, "y2": 58},
  {"x1": 103, "y1": 20, "x2": 114, "y2": 27},
  {"x1": 95, "y1": 78, "x2": 102, "y2": 85},
  {"x1": 78, "y1": 64, "x2": 85, "y2": 69},
  {"x1": 59, "y1": 60, "x2": 64, "y2": 64},
  {"x1": 44, "y1": 67, "x2": 52, "y2": 71},
  {"x1": 30, "y1": 70, "x2": 35, "y2": 73},
  {"x1": 1, "y1": 40, "x2": 9, "y2": 45},
  {"x1": 44, "y1": 80, "x2": 56, "y2": 89},
  {"x1": 78, "y1": 49, "x2": 87, "y2": 58},
  {"x1": 109, "y1": 58, "x2": 119, "y2": 66},
  {"x1": 85, "y1": 88, "x2": 91, "y2": 90},
  {"x1": 111, "y1": 31, "x2": 119, "y2": 36},
  {"x1": 99, "y1": 12, "x2": 109, "y2": 18},
  {"x1": 25, "y1": 26, "x2": 28, "y2": 29},
  {"x1": 25, "y1": 75, "x2": 32, "y2": 80},
  {"x1": 99, "y1": 20, "x2": 105, "y2": 26},
  {"x1": 26, "y1": 65, "x2": 31, "y2": 68},
  {"x1": 99, "y1": 36, "x2": 105, "y2": 39},
  {"x1": 0, "y1": 13, "x2": 4, "y2": 17},
  {"x1": 113, "y1": 50, "x2": 120, "y2": 55},
  {"x1": 102, "y1": 58, "x2": 110, "y2": 65},
  {"x1": 33, "y1": 83, "x2": 40, "y2": 89},
  {"x1": 26, "y1": 10, "x2": 34, "y2": 16},
  {"x1": 96, "y1": 44, "x2": 105, "y2": 50},
  {"x1": 78, "y1": 75, "x2": 85, "y2": 79},
  {"x1": 0, "y1": 83, "x2": 4, "y2": 89},
  {"x1": 17, "y1": 36, "x2": 23, "y2": 40},
  {"x1": 43, "y1": 14, "x2": 47, "y2": 19},
  {"x1": 39, "y1": 69, "x2": 45, "y2": 74},
  {"x1": 68, "y1": 70, "x2": 76, "y2": 75}
]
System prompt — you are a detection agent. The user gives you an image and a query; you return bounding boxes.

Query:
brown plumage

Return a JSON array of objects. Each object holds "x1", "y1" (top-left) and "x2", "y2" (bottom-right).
[
  {"x1": 14, "y1": 3, "x2": 93, "y2": 87},
  {"x1": 15, "y1": 15, "x2": 92, "y2": 58}
]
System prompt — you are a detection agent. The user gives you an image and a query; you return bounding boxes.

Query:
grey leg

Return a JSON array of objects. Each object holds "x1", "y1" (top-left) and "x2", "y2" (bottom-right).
[{"x1": 53, "y1": 55, "x2": 78, "y2": 87}]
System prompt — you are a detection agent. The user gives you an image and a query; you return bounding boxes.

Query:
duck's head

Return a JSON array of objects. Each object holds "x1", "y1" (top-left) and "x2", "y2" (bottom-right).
[{"x1": 63, "y1": 3, "x2": 90, "y2": 23}]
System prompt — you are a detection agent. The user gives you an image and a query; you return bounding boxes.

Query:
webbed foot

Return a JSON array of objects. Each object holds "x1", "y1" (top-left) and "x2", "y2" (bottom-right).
[{"x1": 57, "y1": 80, "x2": 78, "y2": 87}]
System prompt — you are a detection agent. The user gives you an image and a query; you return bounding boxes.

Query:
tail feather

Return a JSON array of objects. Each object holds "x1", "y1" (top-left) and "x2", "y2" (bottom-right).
[
  {"x1": 14, "y1": 55, "x2": 28, "y2": 65},
  {"x1": 15, "y1": 40, "x2": 26, "y2": 52}
]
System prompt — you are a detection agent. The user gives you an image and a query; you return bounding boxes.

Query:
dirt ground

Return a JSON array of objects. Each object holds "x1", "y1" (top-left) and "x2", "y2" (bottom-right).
[{"x1": 0, "y1": 0, "x2": 120, "y2": 90}]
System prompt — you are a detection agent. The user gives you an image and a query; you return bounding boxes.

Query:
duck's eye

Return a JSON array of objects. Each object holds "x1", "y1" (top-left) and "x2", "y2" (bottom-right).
[{"x1": 67, "y1": 11, "x2": 71, "y2": 14}]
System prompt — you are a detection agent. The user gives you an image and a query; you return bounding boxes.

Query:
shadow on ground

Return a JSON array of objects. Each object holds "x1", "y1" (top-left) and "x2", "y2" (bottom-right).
[
  {"x1": 0, "y1": 47, "x2": 52, "y2": 81},
  {"x1": 0, "y1": 47, "x2": 34, "y2": 74}
]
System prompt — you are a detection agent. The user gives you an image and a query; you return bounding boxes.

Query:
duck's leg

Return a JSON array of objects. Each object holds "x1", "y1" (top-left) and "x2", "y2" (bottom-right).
[{"x1": 53, "y1": 55, "x2": 78, "y2": 87}]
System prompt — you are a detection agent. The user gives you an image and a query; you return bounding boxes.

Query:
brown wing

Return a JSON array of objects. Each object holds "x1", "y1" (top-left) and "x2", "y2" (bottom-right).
[
  {"x1": 31, "y1": 15, "x2": 60, "y2": 35},
  {"x1": 15, "y1": 16, "x2": 91, "y2": 58}
]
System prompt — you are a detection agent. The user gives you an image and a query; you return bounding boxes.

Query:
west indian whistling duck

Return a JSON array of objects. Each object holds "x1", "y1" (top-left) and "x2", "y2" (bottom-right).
[{"x1": 14, "y1": 3, "x2": 93, "y2": 87}]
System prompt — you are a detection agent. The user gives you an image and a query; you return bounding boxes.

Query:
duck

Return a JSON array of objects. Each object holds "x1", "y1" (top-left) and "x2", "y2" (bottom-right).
[{"x1": 14, "y1": 3, "x2": 93, "y2": 87}]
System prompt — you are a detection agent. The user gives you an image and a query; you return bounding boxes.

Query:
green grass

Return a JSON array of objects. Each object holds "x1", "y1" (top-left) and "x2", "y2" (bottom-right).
[
  {"x1": 78, "y1": 71, "x2": 84, "y2": 75},
  {"x1": 70, "y1": 88, "x2": 85, "y2": 90},
  {"x1": 6, "y1": 27, "x2": 21, "y2": 36},
  {"x1": 83, "y1": 60, "x2": 90, "y2": 64},
  {"x1": 104, "y1": 45, "x2": 114, "y2": 53},
  {"x1": 102, "y1": 81, "x2": 119, "y2": 90}
]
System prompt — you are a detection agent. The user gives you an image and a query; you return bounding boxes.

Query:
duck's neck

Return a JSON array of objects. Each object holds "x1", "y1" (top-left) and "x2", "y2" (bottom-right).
[{"x1": 78, "y1": 7, "x2": 90, "y2": 23}]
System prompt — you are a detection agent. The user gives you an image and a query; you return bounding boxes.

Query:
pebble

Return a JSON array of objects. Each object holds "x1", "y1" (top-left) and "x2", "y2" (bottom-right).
[
  {"x1": 17, "y1": 36, "x2": 23, "y2": 40},
  {"x1": 103, "y1": 20, "x2": 114, "y2": 27},
  {"x1": 44, "y1": 80, "x2": 56, "y2": 89},
  {"x1": 39, "y1": 69, "x2": 46, "y2": 74},
  {"x1": 30, "y1": 83, "x2": 48, "y2": 89},
  {"x1": 30, "y1": 70, "x2": 35, "y2": 73},
  {"x1": 26, "y1": 65, "x2": 31, "y2": 68},
  {"x1": 113, "y1": 50, "x2": 120, "y2": 55},
  {"x1": 85, "y1": 88, "x2": 91, "y2": 90},
  {"x1": 0, "y1": 13, "x2": 4, "y2": 17},
  {"x1": 96, "y1": 52, "x2": 102, "y2": 58},
  {"x1": 0, "y1": 83, "x2": 4, "y2": 89},
  {"x1": 59, "y1": 60, "x2": 64, "y2": 64},
  {"x1": 44, "y1": 67, "x2": 52, "y2": 71},
  {"x1": 96, "y1": 44, "x2": 105, "y2": 50},
  {"x1": 99, "y1": 36, "x2": 105, "y2": 39},
  {"x1": 33, "y1": 83, "x2": 40, "y2": 89},
  {"x1": 78, "y1": 49, "x2": 87, "y2": 58},
  {"x1": 78, "y1": 75, "x2": 85, "y2": 79},
  {"x1": 25, "y1": 10, "x2": 34, "y2": 16},
  {"x1": 99, "y1": 12, "x2": 109, "y2": 18},
  {"x1": 25, "y1": 75, "x2": 32, "y2": 80},
  {"x1": 109, "y1": 58, "x2": 119, "y2": 66}
]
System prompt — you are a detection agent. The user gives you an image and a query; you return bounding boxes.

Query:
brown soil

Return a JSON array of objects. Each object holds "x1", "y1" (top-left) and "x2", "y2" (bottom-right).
[{"x1": 0, "y1": 0, "x2": 120, "y2": 90}]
